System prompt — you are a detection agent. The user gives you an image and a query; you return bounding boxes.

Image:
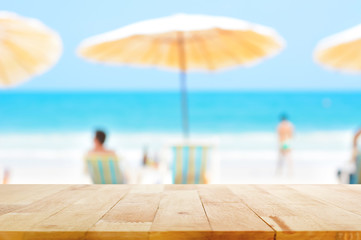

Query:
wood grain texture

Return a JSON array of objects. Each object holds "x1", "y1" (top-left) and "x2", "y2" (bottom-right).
[
  {"x1": 88, "y1": 185, "x2": 163, "y2": 240},
  {"x1": 31, "y1": 185, "x2": 129, "y2": 239},
  {"x1": 164, "y1": 184, "x2": 197, "y2": 191},
  {"x1": 0, "y1": 185, "x2": 69, "y2": 216},
  {"x1": 229, "y1": 185, "x2": 361, "y2": 240},
  {"x1": 289, "y1": 184, "x2": 361, "y2": 216},
  {"x1": 203, "y1": 202, "x2": 274, "y2": 240},
  {"x1": 197, "y1": 184, "x2": 241, "y2": 203},
  {"x1": 0, "y1": 185, "x2": 129, "y2": 240},
  {"x1": 0, "y1": 184, "x2": 360, "y2": 240},
  {"x1": 150, "y1": 190, "x2": 211, "y2": 240}
]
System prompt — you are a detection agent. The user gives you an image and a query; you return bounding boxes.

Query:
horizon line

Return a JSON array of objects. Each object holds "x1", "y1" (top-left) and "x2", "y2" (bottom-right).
[{"x1": 2, "y1": 89, "x2": 361, "y2": 93}]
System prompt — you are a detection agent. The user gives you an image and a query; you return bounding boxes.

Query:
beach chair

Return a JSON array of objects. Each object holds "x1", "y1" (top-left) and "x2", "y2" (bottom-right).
[
  {"x1": 355, "y1": 155, "x2": 361, "y2": 184},
  {"x1": 85, "y1": 154, "x2": 124, "y2": 184},
  {"x1": 172, "y1": 145, "x2": 211, "y2": 184}
]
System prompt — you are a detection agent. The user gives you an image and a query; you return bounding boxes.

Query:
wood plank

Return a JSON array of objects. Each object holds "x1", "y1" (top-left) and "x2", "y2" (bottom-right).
[
  {"x1": 345, "y1": 184, "x2": 361, "y2": 194},
  {"x1": 150, "y1": 190, "x2": 211, "y2": 240},
  {"x1": 125, "y1": 184, "x2": 164, "y2": 194},
  {"x1": 29, "y1": 185, "x2": 129, "y2": 239},
  {"x1": 0, "y1": 184, "x2": 361, "y2": 240},
  {"x1": 0, "y1": 185, "x2": 129, "y2": 240},
  {"x1": 164, "y1": 184, "x2": 197, "y2": 191},
  {"x1": 229, "y1": 185, "x2": 361, "y2": 240},
  {"x1": 289, "y1": 184, "x2": 361, "y2": 216},
  {"x1": 0, "y1": 185, "x2": 68, "y2": 204},
  {"x1": 0, "y1": 185, "x2": 91, "y2": 239},
  {"x1": 203, "y1": 202, "x2": 275, "y2": 240},
  {"x1": 0, "y1": 185, "x2": 70, "y2": 219},
  {"x1": 87, "y1": 185, "x2": 163, "y2": 240},
  {"x1": 197, "y1": 185, "x2": 241, "y2": 203}
]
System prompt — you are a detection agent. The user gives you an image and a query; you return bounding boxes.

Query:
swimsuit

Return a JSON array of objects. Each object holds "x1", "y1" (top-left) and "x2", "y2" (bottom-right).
[{"x1": 280, "y1": 140, "x2": 291, "y2": 150}]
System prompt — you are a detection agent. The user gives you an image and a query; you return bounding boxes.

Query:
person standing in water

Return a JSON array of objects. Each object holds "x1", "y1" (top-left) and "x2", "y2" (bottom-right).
[{"x1": 276, "y1": 114, "x2": 294, "y2": 176}]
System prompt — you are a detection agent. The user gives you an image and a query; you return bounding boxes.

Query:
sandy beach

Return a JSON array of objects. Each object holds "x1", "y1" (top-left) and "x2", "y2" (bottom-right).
[{"x1": 0, "y1": 130, "x2": 352, "y2": 184}]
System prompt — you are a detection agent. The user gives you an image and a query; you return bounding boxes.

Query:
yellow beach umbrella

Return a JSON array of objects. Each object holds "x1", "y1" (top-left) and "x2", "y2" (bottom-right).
[
  {"x1": 0, "y1": 11, "x2": 62, "y2": 87},
  {"x1": 314, "y1": 24, "x2": 361, "y2": 73},
  {"x1": 78, "y1": 14, "x2": 284, "y2": 137}
]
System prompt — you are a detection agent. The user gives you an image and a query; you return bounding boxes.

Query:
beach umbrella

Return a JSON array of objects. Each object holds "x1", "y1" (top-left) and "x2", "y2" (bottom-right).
[
  {"x1": 314, "y1": 24, "x2": 361, "y2": 73},
  {"x1": 77, "y1": 14, "x2": 284, "y2": 138},
  {"x1": 0, "y1": 11, "x2": 62, "y2": 87}
]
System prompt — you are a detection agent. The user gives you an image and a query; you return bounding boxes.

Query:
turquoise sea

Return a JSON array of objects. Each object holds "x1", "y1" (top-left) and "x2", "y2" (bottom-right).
[{"x1": 0, "y1": 91, "x2": 360, "y2": 133}]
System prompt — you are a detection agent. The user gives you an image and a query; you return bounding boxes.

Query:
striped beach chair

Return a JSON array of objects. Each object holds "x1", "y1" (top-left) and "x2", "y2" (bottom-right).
[
  {"x1": 355, "y1": 155, "x2": 361, "y2": 184},
  {"x1": 85, "y1": 154, "x2": 124, "y2": 184},
  {"x1": 172, "y1": 145, "x2": 211, "y2": 184}
]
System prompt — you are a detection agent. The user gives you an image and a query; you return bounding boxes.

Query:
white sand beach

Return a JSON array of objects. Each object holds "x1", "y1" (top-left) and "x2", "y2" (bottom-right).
[{"x1": 0, "y1": 130, "x2": 353, "y2": 184}]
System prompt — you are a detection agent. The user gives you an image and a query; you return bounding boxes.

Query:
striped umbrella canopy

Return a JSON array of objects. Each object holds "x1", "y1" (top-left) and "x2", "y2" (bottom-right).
[
  {"x1": 0, "y1": 11, "x2": 62, "y2": 88},
  {"x1": 78, "y1": 14, "x2": 285, "y2": 138},
  {"x1": 314, "y1": 24, "x2": 361, "y2": 73}
]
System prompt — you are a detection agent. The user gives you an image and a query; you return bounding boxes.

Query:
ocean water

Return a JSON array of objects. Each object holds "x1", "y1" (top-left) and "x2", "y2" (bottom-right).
[{"x1": 0, "y1": 91, "x2": 360, "y2": 133}]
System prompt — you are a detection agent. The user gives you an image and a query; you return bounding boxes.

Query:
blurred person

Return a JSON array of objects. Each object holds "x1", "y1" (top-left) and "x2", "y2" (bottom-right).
[
  {"x1": 88, "y1": 130, "x2": 116, "y2": 155},
  {"x1": 352, "y1": 128, "x2": 361, "y2": 165},
  {"x1": 338, "y1": 128, "x2": 361, "y2": 184},
  {"x1": 276, "y1": 114, "x2": 294, "y2": 176},
  {"x1": 0, "y1": 168, "x2": 10, "y2": 184}
]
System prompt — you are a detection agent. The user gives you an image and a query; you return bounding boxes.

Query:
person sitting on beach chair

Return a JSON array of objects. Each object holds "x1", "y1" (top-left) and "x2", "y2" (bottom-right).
[{"x1": 85, "y1": 130, "x2": 125, "y2": 184}]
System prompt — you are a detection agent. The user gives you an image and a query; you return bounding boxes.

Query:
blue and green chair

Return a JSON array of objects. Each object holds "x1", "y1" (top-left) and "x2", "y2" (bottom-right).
[
  {"x1": 172, "y1": 145, "x2": 211, "y2": 184},
  {"x1": 349, "y1": 154, "x2": 361, "y2": 184},
  {"x1": 355, "y1": 155, "x2": 361, "y2": 184},
  {"x1": 85, "y1": 154, "x2": 124, "y2": 184}
]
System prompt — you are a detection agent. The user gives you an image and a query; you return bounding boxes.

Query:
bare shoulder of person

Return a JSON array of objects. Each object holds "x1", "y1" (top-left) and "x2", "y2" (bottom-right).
[
  {"x1": 87, "y1": 149, "x2": 95, "y2": 155},
  {"x1": 107, "y1": 150, "x2": 117, "y2": 156}
]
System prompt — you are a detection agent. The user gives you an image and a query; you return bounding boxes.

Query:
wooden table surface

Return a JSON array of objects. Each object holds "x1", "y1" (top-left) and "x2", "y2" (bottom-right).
[{"x1": 0, "y1": 184, "x2": 361, "y2": 240}]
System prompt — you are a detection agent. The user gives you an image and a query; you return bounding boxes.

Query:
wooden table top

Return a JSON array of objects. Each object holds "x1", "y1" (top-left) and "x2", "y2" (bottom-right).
[{"x1": 0, "y1": 184, "x2": 361, "y2": 240}]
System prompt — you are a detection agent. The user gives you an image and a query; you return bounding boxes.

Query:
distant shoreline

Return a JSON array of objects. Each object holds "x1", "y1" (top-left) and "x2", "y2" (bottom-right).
[{"x1": 2, "y1": 90, "x2": 361, "y2": 94}]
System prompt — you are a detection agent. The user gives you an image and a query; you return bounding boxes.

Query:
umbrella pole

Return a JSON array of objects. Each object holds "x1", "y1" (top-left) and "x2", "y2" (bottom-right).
[
  {"x1": 178, "y1": 32, "x2": 189, "y2": 138},
  {"x1": 180, "y1": 71, "x2": 189, "y2": 138}
]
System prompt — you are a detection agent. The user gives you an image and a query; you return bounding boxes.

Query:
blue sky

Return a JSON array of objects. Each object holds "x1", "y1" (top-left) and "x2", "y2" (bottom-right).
[{"x1": 2, "y1": 0, "x2": 361, "y2": 91}]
